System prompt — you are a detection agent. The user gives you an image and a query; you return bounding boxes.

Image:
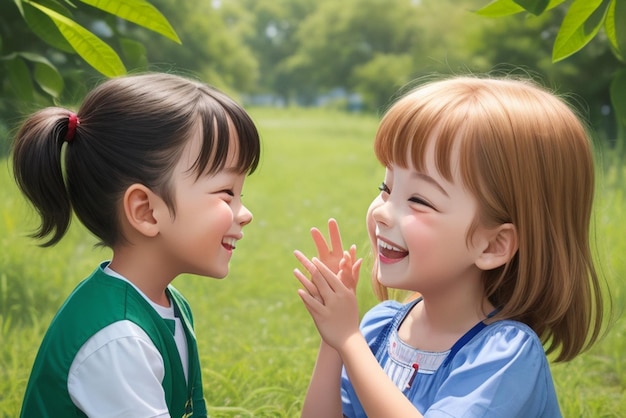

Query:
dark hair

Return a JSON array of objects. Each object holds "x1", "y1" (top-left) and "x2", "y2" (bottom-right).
[{"x1": 12, "y1": 72, "x2": 260, "y2": 247}]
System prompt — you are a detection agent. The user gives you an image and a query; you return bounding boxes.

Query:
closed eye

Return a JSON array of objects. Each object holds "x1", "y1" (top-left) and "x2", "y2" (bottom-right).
[
  {"x1": 409, "y1": 196, "x2": 435, "y2": 210},
  {"x1": 217, "y1": 189, "x2": 235, "y2": 197},
  {"x1": 378, "y1": 182, "x2": 390, "y2": 194}
]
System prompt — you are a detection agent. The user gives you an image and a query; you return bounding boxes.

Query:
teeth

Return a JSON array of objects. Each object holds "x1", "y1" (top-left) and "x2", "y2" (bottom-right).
[
  {"x1": 378, "y1": 239, "x2": 404, "y2": 252},
  {"x1": 222, "y1": 237, "x2": 237, "y2": 248}
]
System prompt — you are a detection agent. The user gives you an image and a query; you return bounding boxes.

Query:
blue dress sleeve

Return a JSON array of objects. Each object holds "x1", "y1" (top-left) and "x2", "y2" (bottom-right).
[
  {"x1": 341, "y1": 300, "x2": 403, "y2": 418},
  {"x1": 425, "y1": 321, "x2": 561, "y2": 418}
]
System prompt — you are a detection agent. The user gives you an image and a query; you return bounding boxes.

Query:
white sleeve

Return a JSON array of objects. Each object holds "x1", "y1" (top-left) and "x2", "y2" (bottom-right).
[{"x1": 68, "y1": 320, "x2": 171, "y2": 418}]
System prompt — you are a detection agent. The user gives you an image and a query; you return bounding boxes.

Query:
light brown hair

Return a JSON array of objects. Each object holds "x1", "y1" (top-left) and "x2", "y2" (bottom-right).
[{"x1": 372, "y1": 76, "x2": 605, "y2": 362}]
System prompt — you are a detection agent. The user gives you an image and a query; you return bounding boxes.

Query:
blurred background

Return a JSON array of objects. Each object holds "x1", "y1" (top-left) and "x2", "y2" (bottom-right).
[
  {"x1": 1, "y1": 1, "x2": 625, "y2": 416},
  {"x1": 1, "y1": 0, "x2": 624, "y2": 152}
]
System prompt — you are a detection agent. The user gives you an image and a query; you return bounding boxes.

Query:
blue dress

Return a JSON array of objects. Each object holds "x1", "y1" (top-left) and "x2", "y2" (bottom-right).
[{"x1": 341, "y1": 299, "x2": 562, "y2": 417}]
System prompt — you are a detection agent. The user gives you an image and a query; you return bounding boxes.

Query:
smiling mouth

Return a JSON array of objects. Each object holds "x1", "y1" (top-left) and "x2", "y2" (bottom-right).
[
  {"x1": 378, "y1": 239, "x2": 408, "y2": 262},
  {"x1": 222, "y1": 237, "x2": 238, "y2": 251}
]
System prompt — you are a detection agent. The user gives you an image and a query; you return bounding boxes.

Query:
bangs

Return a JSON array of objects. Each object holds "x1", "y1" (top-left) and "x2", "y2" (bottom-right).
[
  {"x1": 192, "y1": 89, "x2": 261, "y2": 177},
  {"x1": 374, "y1": 85, "x2": 476, "y2": 184}
]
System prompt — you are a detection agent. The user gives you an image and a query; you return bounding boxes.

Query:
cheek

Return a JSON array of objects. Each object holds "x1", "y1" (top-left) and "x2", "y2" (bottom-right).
[
  {"x1": 366, "y1": 196, "x2": 383, "y2": 247},
  {"x1": 402, "y1": 216, "x2": 445, "y2": 257},
  {"x1": 215, "y1": 203, "x2": 235, "y2": 226}
]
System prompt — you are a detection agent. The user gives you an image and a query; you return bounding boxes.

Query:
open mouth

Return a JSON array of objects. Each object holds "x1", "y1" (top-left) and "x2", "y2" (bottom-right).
[
  {"x1": 378, "y1": 239, "x2": 408, "y2": 261},
  {"x1": 222, "y1": 237, "x2": 237, "y2": 251}
]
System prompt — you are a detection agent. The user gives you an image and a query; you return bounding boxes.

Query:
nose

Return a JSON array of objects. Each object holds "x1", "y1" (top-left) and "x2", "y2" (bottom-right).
[
  {"x1": 370, "y1": 195, "x2": 391, "y2": 228},
  {"x1": 366, "y1": 195, "x2": 382, "y2": 243},
  {"x1": 237, "y1": 203, "x2": 253, "y2": 227}
]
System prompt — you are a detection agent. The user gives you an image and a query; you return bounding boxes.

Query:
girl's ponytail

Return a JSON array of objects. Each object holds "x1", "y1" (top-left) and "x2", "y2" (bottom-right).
[{"x1": 12, "y1": 107, "x2": 74, "y2": 246}]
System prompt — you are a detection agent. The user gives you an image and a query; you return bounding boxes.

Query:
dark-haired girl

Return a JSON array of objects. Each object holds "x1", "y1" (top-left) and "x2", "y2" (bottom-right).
[{"x1": 13, "y1": 72, "x2": 261, "y2": 417}]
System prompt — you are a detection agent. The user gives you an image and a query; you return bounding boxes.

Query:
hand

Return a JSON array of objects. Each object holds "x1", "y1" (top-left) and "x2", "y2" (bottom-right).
[
  {"x1": 295, "y1": 255, "x2": 362, "y2": 351},
  {"x1": 307, "y1": 218, "x2": 361, "y2": 291},
  {"x1": 310, "y1": 218, "x2": 356, "y2": 275},
  {"x1": 294, "y1": 249, "x2": 362, "y2": 303}
]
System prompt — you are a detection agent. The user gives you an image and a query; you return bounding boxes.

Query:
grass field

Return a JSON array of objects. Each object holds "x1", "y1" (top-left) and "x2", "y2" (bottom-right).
[{"x1": 0, "y1": 107, "x2": 624, "y2": 417}]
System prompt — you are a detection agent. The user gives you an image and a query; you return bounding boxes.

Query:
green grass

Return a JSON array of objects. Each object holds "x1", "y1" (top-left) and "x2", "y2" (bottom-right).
[{"x1": 1, "y1": 107, "x2": 624, "y2": 417}]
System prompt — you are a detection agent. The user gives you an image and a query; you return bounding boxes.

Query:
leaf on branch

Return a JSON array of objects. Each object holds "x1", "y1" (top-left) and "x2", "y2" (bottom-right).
[
  {"x1": 513, "y1": 0, "x2": 550, "y2": 15},
  {"x1": 119, "y1": 38, "x2": 148, "y2": 70},
  {"x1": 28, "y1": 2, "x2": 126, "y2": 77},
  {"x1": 475, "y1": 0, "x2": 566, "y2": 17},
  {"x1": 5, "y1": 52, "x2": 64, "y2": 98},
  {"x1": 475, "y1": 0, "x2": 525, "y2": 17},
  {"x1": 16, "y1": 52, "x2": 65, "y2": 98},
  {"x1": 22, "y1": 1, "x2": 74, "y2": 53},
  {"x1": 80, "y1": 0, "x2": 181, "y2": 44},
  {"x1": 4, "y1": 56, "x2": 34, "y2": 101},
  {"x1": 552, "y1": 0, "x2": 610, "y2": 62},
  {"x1": 613, "y1": 0, "x2": 626, "y2": 60},
  {"x1": 610, "y1": 68, "x2": 626, "y2": 127}
]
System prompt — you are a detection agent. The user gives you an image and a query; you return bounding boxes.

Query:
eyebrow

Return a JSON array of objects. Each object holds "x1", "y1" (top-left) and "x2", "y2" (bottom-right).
[{"x1": 411, "y1": 172, "x2": 449, "y2": 197}]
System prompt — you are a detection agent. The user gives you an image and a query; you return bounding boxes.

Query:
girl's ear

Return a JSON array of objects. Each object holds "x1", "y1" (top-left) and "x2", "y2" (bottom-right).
[
  {"x1": 475, "y1": 223, "x2": 518, "y2": 271},
  {"x1": 122, "y1": 184, "x2": 161, "y2": 238}
]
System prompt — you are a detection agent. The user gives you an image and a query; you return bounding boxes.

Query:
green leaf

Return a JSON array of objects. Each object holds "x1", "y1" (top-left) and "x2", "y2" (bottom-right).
[
  {"x1": 475, "y1": 0, "x2": 525, "y2": 17},
  {"x1": 605, "y1": 0, "x2": 617, "y2": 50},
  {"x1": 614, "y1": 0, "x2": 626, "y2": 58},
  {"x1": 14, "y1": 53, "x2": 63, "y2": 98},
  {"x1": 22, "y1": 1, "x2": 74, "y2": 53},
  {"x1": 552, "y1": 0, "x2": 610, "y2": 62},
  {"x1": 610, "y1": 69, "x2": 626, "y2": 127},
  {"x1": 27, "y1": 2, "x2": 126, "y2": 77},
  {"x1": 513, "y1": 0, "x2": 550, "y2": 15},
  {"x1": 119, "y1": 37, "x2": 148, "y2": 70},
  {"x1": 80, "y1": 0, "x2": 181, "y2": 44},
  {"x1": 4, "y1": 56, "x2": 34, "y2": 101},
  {"x1": 475, "y1": 0, "x2": 566, "y2": 17},
  {"x1": 33, "y1": 62, "x2": 64, "y2": 98},
  {"x1": 13, "y1": 0, "x2": 25, "y2": 15}
]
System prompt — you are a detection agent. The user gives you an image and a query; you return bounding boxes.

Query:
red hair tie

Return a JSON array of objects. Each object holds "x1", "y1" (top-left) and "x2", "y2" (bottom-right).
[{"x1": 66, "y1": 113, "x2": 80, "y2": 142}]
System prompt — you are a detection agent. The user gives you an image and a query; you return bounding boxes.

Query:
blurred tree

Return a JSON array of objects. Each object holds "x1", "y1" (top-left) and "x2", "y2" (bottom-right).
[
  {"x1": 284, "y1": 0, "x2": 424, "y2": 109},
  {"x1": 281, "y1": 0, "x2": 493, "y2": 110},
  {"x1": 226, "y1": 0, "x2": 315, "y2": 105},
  {"x1": 133, "y1": 0, "x2": 258, "y2": 94}
]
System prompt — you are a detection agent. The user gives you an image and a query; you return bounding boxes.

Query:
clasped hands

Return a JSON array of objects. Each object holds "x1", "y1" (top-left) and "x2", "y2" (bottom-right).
[{"x1": 294, "y1": 219, "x2": 363, "y2": 351}]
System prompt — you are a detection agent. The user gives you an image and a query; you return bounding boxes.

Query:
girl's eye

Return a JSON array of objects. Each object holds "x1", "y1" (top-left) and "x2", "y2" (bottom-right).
[
  {"x1": 409, "y1": 196, "x2": 435, "y2": 209},
  {"x1": 378, "y1": 182, "x2": 390, "y2": 194},
  {"x1": 220, "y1": 189, "x2": 235, "y2": 197}
]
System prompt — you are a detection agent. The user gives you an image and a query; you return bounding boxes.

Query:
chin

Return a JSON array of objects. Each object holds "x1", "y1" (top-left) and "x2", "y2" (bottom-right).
[
  {"x1": 210, "y1": 269, "x2": 229, "y2": 279},
  {"x1": 376, "y1": 273, "x2": 405, "y2": 289},
  {"x1": 376, "y1": 272, "x2": 391, "y2": 287},
  {"x1": 194, "y1": 265, "x2": 229, "y2": 279}
]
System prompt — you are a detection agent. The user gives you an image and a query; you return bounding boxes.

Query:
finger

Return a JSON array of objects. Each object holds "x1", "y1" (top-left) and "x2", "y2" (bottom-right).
[
  {"x1": 311, "y1": 227, "x2": 331, "y2": 257},
  {"x1": 338, "y1": 252, "x2": 361, "y2": 291},
  {"x1": 350, "y1": 258, "x2": 363, "y2": 289},
  {"x1": 352, "y1": 258, "x2": 363, "y2": 280},
  {"x1": 348, "y1": 244, "x2": 357, "y2": 262},
  {"x1": 311, "y1": 257, "x2": 346, "y2": 294},
  {"x1": 294, "y1": 250, "x2": 316, "y2": 275},
  {"x1": 327, "y1": 218, "x2": 344, "y2": 253},
  {"x1": 308, "y1": 257, "x2": 337, "y2": 296},
  {"x1": 294, "y1": 268, "x2": 322, "y2": 303},
  {"x1": 338, "y1": 251, "x2": 352, "y2": 271},
  {"x1": 297, "y1": 289, "x2": 326, "y2": 317}
]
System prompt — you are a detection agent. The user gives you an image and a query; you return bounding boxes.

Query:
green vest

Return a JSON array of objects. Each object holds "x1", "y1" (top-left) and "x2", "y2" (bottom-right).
[{"x1": 20, "y1": 262, "x2": 207, "y2": 418}]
